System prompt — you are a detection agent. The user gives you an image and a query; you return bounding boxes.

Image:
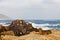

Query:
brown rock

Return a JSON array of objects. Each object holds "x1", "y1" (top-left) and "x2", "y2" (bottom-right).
[
  {"x1": 0, "y1": 25, "x2": 9, "y2": 33},
  {"x1": 0, "y1": 31, "x2": 15, "y2": 36},
  {"x1": 9, "y1": 20, "x2": 34, "y2": 36},
  {"x1": 0, "y1": 20, "x2": 52, "y2": 36},
  {"x1": 39, "y1": 28, "x2": 52, "y2": 35},
  {"x1": 30, "y1": 31, "x2": 39, "y2": 34}
]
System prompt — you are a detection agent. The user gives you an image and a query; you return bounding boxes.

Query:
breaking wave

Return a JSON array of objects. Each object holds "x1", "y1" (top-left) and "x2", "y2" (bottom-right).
[
  {"x1": 29, "y1": 22, "x2": 60, "y2": 30},
  {"x1": 0, "y1": 20, "x2": 60, "y2": 30},
  {"x1": 0, "y1": 23, "x2": 10, "y2": 26}
]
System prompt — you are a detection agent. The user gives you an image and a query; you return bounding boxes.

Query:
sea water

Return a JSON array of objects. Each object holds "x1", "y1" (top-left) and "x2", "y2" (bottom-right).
[
  {"x1": 0, "y1": 20, "x2": 60, "y2": 30},
  {"x1": 26, "y1": 20, "x2": 60, "y2": 30}
]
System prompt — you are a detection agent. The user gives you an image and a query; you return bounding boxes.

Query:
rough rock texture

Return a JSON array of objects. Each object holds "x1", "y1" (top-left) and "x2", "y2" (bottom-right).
[
  {"x1": 0, "y1": 31, "x2": 15, "y2": 36},
  {"x1": 0, "y1": 25, "x2": 9, "y2": 33},
  {"x1": 0, "y1": 20, "x2": 35, "y2": 36},
  {"x1": 38, "y1": 28, "x2": 52, "y2": 35},
  {"x1": 9, "y1": 20, "x2": 35, "y2": 36},
  {"x1": 0, "y1": 20, "x2": 52, "y2": 36}
]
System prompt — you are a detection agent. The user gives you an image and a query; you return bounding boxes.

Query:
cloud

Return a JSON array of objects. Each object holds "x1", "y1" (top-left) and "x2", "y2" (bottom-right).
[
  {"x1": 0, "y1": 0, "x2": 55, "y2": 8},
  {"x1": 53, "y1": 0, "x2": 60, "y2": 3},
  {"x1": 0, "y1": 0, "x2": 59, "y2": 9},
  {"x1": 0, "y1": 0, "x2": 60, "y2": 19},
  {"x1": 0, "y1": 0, "x2": 29, "y2": 8}
]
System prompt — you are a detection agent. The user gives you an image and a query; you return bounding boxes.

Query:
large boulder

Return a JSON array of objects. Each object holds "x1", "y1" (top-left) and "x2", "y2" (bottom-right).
[
  {"x1": 0, "y1": 20, "x2": 39, "y2": 36},
  {"x1": 9, "y1": 20, "x2": 34, "y2": 36}
]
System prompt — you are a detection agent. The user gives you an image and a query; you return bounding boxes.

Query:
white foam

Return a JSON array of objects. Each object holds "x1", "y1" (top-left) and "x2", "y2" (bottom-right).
[
  {"x1": 0, "y1": 22, "x2": 60, "y2": 30},
  {"x1": 0, "y1": 23, "x2": 10, "y2": 26},
  {"x1": 29, "y1": 22, "x2": 54, "y2": 30}
]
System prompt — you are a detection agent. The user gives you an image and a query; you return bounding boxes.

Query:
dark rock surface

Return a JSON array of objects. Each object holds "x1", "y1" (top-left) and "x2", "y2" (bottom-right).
[
  {"x1": 0, "y1": 31, "x2": 15, "y2": 36},
  {"x1": 9, "y1": 20, "x2": 35, "y2": 36},
  {"x1": 0, "y1": 20, "x2": 52, "y2": 36},
  {"x1": 39, "y1": 28, "x2": 52, "y2": 35}
]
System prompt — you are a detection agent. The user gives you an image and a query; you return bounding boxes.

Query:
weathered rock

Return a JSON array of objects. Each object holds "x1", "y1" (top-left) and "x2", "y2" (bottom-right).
[
  {"x1": 9, "y1": 20, "x2": 34, "y2": 36},
  {"x1": 0, "y1": 25, "x2": 9, "y2": 33},
  {"x1": 0, "y1": 31, "x2": 15, "y2": 36},
  {"x1": 0, "y1": 20, "x2": 52, "y2": 36},
  {"x1": 39, "y1": 28, "x2": 52, "y2": 35},
  {"x1": 30, "y1": 31, "x2": 39, "y2": 34},
  {"x1": 0, "y1": 20, "x2": 38, "y2": 36}
]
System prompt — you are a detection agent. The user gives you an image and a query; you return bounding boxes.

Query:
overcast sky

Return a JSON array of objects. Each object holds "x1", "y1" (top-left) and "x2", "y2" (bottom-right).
[{"x1": 0, "y1": 0, "x2": 60, "y2": 20}]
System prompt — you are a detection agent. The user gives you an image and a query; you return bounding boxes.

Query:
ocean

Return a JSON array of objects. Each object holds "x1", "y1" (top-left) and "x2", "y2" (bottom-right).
[{"x1": 0, "y1": 20, "x2": 60, "y2": 30}]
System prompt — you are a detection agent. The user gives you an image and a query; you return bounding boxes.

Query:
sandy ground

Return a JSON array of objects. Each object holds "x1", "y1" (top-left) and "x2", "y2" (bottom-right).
[{"x1": 0, "y1": 30, "x2": 60, "y2": 40}]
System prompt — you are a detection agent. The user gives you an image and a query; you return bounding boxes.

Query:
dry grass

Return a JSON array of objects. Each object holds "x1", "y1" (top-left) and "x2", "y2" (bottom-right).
[{"x1": 0, "y1": 30, "x2": 60, "y2": 40}]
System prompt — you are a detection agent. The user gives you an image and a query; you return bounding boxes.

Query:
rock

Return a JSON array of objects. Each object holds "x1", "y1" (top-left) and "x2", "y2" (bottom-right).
[
  {"x1": 0, "y1": 20, "x2": 52, "y2": 36},
  {"x1": 30, "y1": 31, "x2": 39, "y2": 34},
  {"x1": 0, "y1": 25, "x2": 3, "y2": 33},
  {"x1": 0, "y1": 31, "x2": 15, "y2": 36},
  {"x1": 39, "y1": 28, "x2": 52, "y2": 35},
  {"x1": 33, "y1": 28, "x2": 39, "y2": 32},
  {"x1": 0, "y1": 25, "x2": 9, "y2": 33},
  {"x1": 0, "y1": 20, "x2": 38, "y2": 36},
  {"x1": 9, "y1": 20, "x2": 34, "y2": 36},
  {"x1": 0, "y1": 25, "x2": 6, "y2": 33}
]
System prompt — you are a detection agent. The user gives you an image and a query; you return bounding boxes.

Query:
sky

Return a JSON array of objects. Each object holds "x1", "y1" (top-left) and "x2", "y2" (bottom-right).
[{"x1": 0, "y1": 0, "x2": 60, "y2": 20}]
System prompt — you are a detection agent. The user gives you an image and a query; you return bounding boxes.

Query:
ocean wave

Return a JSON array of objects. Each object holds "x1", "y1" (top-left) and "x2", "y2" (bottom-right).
[
  {"x1": 0, "y1": 23, "x2": 10, "y2": 26},
  {"x1": 29, "y1": 22, "x2": 60, "y2": 30},
  {"x1": 0, "y1": 21, "x2": 60, "y2": 30}
]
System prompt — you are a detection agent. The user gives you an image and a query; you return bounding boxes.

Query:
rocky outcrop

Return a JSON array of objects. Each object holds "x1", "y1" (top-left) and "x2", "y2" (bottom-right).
[
  {"x1": 39, "y1": 28, "x2": 52, "y2": 35},
  {"x1": 9, "y1": 20, "x2": 35, "y2": 36},
  {"x1": 0, "y1": 20, "x2": 36, "y2": 36},
  {"x1": 0, "y1": 31, "x2": 15, "y2": 36},
  {"x1": 0, "y1": 25, "x2": 9, "y2": 33},
  {"x1": 0, "y1": 20, "x2": 52, "y2": 36}
]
